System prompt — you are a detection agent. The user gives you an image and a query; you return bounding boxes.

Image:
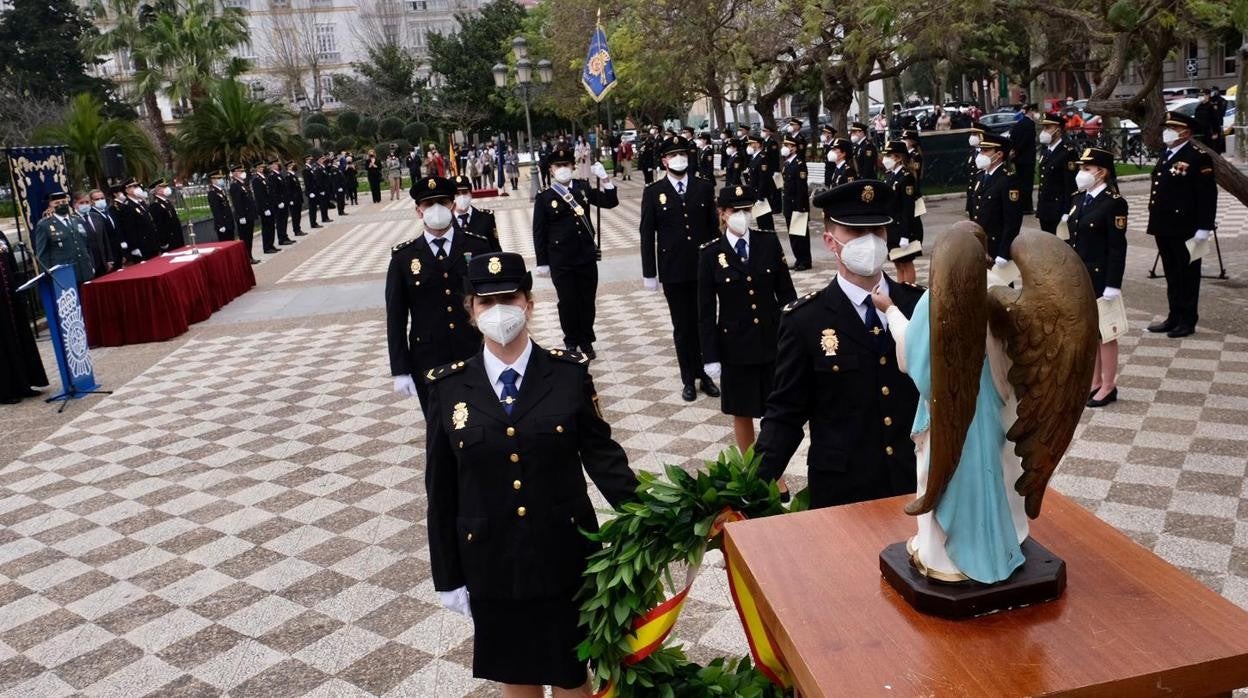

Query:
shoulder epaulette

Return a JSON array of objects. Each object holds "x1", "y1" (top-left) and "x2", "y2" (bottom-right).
[
  {"x1": 424, "y1": 360, "x2": 468, "y2": 383},
  {"x1": 547, "y1": 347, "x2": 589, "y2": 365},
  {"x1": 461, "y1": 230, "x2": 489, "y2": 242},
  {"x1": 700, "y1": 238, "x2": 719, "y2": 250},
  {"x1": 478, "y1": 208, "x2": 494, "y2": 215},
  {"x1": 783, "y1": 291, "x2": 818, "y2": 314},
  {"x1": 392, "y1": 238, "x2": 417, "y2": 255}
]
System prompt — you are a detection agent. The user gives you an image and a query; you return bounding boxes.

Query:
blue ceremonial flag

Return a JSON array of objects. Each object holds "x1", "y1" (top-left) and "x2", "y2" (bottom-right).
[
  {"x1": 581, "y1": 14, "x2": 617, "y2": 103},
  {"x1": 4, "y1": 146, "x2": 69, "y2": 241}
]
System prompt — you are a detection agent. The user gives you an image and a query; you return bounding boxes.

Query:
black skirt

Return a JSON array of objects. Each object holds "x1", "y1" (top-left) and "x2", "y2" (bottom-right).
[
  {"x1": 469, "y1": 594, "x2": 587, "y2": 688},
  {"x1": 720, "y1": 361, "x2": 774, "y2": 417},
  {"x1": 889, "y1": 217, "x2": 924, "y2": 263}
]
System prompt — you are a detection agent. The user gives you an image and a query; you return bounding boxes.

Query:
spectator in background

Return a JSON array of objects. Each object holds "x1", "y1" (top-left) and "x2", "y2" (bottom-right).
[
  {"x1": 0, "y1": 227, "x2": 49, "y2": 404},
  {"x1": 505, "y1": 146, "x2": 520, "y2": 191},
  {"x1": 872, "y1": 112, "x2": 888, "y2": 145},
  {"x1": 385, "y1": 150, "x2": 403, "y2": 201},
  {"x1": 935, "y1": 106, "x2": 951, "y2": 130},
  {"x1": 425, "y1": 145, "x2": 446, "y2": 177},
  {"x1": 407, "y1": 144, "x2": 423, "y2": 181},
  {"x1": 479, "y1": 149, "x2": 493, "y2": 189},
  {"x1": 465, "y1": 151, "x2": 481, "y2": 190},
  {"x1": 1064, "y1": 108, "x2": 1085, "y2": 133},
  {"x1": 344, "y1": 156, "x2": 359, "y2": 205},
  {"x1": 366, "y1": 151, "x2": 383, "y2": 203},
  {"x1": 618, "y1": 138, "x2": 633, "y2": 181}
]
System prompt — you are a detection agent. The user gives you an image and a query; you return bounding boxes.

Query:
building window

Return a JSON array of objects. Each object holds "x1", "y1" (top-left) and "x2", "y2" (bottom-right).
[
  {"x1": 315, "y1": 23, "x2": 338, "y2": 60},
  {"x1": 1225, "y1": 33, "x2": 1241, "y2": 76},
  {"x1": 321, "y1": 75, "x2": 338, "y2": 103},
  {"x1": 408, "y1": 0, "x2": 427, "y2": 10},
  {"x1": 223, "y1": 0, "x2": 249, "y2": 9},
  {"x1": 409, "y1": 24, "x2": 426, "y2": 47},
  {"x1": 382, "y1": 21, "x2": 399, "y2": 44},
  {"x1": 238, "y1": 40, "x2": 256, "y2": 60}
]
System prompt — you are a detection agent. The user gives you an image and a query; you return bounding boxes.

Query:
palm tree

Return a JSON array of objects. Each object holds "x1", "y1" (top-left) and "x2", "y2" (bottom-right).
[
  {"x1": 174, "y1": 78, "x2": 299, "y2": 175},
  {"x1": 135, "y1": 0, "x2": 250, "y2": 109},
  {"x1": 36, "y1": 94, "x2": 161, "y2": 191}
]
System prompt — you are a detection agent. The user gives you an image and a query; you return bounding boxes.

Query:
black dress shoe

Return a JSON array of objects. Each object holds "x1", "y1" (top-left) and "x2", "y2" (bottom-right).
[
  {"x1": 1089, "y1": 387, "x2": 1101, "y2": 400},
  {"x1": 791, "y1": 263, "x2": 812, "y2": 272},
  {"x1": 1146, "y1": 319, "x2": 1175, "y2": 333},
  {"x1": 583, "y1": 344, "x2": 597, "y2": 360},
  {"x1": 681, "y1": 385, "x2": 697, "y2": 402},
  {"x1": 263, "y1": 247, "x2": 281, "y2": 254},
  {"x1": 279, "y1": 239, "x2": 296, "y2": 245},
  {"x1": 0, "y1": 396, "x2": 21, "y2": 405},
  {"x1": 1087, "y1": 388, "x2": 1118, "y2": 408},
  {"x1": 250, "y1": 258, "x2": 261, "y2": 265},
  {"x1": 310, "y1": 224, "x2": 322, "y2": 229},
  {"x1": 20, "y1": 388, "x2": 40, "y2": 397},
  {"x1": 1166, "y1": 325, "x2": 1194, "y2": 338},
  {"x1": 294, "y1": 232, "x2": 308, "y2": 237},
  {"x1": 700, "y1": 377, "x2": 720, "y2": 398}
]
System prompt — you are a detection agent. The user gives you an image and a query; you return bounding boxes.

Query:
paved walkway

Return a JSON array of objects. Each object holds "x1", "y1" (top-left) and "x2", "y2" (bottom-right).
[{"x1": 0, "y1": 172, "x2": 1246, "y2": 696}]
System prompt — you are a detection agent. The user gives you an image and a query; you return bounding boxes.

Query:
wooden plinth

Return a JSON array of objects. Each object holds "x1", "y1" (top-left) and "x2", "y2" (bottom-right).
[
  {"x1": 879, "y1": 538, "x2": 1066, "y2": 619},
  {"x1": 723, "y1": 492, "x2": 1248, "y2": 697}
]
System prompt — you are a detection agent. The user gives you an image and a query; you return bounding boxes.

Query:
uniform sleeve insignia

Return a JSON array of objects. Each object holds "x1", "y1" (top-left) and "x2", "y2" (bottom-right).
[
  {"x1": 761, "y1": 164, "x2": 768, "y2": 171},
  {"x1": 1200, "y1": 167, "x2": 1213, "y2": 175},
  {"x1": 718, "y1": 252, "x2": 728, "y2": 268},
  {"x1": 799, "y1": 171, "x2": 807, "y2": 179},
  {"x1": 551, "y1": 199, "x2": 559, "y2": 209},
  {"x1": 659, "y1": 192, "x2": 667, "y2": 205},
  {"x1": 451, "y1": 402, "x2": 469, "y2": 430},
  {"x1": 905, "y1": 185, "x2": 914, "y2": 196},
  {"x1": 1008, "y1": 189, "x2": 1020, "y2": 202},
  {"x1": 1068, "y1": 161, "x2": 1078, "y2": 171},
  {"x1": 409, "y1": 258, "x2": 421, "y2": 275},
  {"x1": 1114, "y1": 215, "x2": 1127, "y2": 230},
  {"x1": 820, "y1": 328, "x2": 839, "y2": 356}
]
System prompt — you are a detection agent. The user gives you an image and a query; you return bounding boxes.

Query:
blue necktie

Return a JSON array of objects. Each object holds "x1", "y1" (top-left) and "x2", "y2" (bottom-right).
[
  {"x1": 676, "y1": 180, "x2": 685, "y2": 197},
  {"x1": 734, "y1": 237, "x2": 748, "y2": 262},
  {"x1": 433, "y1": 237, "x2": 447, "y2": 261},
  {"x1": 1084, "y1": 194, "x2": 1094, "y2": 206},
  {"x1": 499, "y1": 368, "x2": 519, "y2": 415},
  {"x1": 863, "y1": 298, "x2": 887, "y2": 353}
]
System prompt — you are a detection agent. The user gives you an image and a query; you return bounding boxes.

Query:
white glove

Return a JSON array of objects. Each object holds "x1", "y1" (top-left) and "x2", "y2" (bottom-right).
[
  {"x1": 338, "y1": 187, "x2": 343, "y2": 192},
  {"x1": 392, "y1": 375, "x2": 418, "y2": 397},
  {"x1": 1102, "y1": 287, "x2": 1121, "y2": 299},
  {"x1": 438, "y1": 586, "x2": 471, "y2": 617},
  {"x1": 994, "y1": 256, "x2": 1008, "y2": 267},
  {"x1": 591, "y1": 162, "x2": 609, "y2": 180},
  {"x1": 703, "y1": 362, "x2": 722, "y2": 379},
  {"x1": 130, "y1": 249, "x2": 142, "y2": 258},
  {"x1": 899, "y1": 237, "x2": 909, "y2": 248},
  {"x1": 277, "y1": 202, "x2": 285, "y2": 209},
  {"x1": 309, "y1": 193, "x2": 315, "y2": 199},
  {"x1": 535, "y1": 265, "x2": 550, "y2": 277},
  {"x1": 238, "y1": 217, "x2": 247, "y2": 224},
  {"x1": 1060, "y1": 214, "x2": 1069, "y2": 222},
  {"x1": 120, "y1": 242, "x2": 128, "y2": 250},
  {"x1": 642, "y1": 277, "x2": 659, "y2": 291},
  {"x1": 1194, "y1": 229, "x2": 1212, "y2": 241},
  {"x1": 264, "y1": 209, "x2": 271, "y2": 216},
  {"x1": 218, "y1": 227, "x2": 226, "y2": 233}
]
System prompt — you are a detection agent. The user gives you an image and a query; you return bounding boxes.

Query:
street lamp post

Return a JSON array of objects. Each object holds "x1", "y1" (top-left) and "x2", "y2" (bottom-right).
[{"x1": 493, "y1": 36, "x2": 552, "y2": 202}]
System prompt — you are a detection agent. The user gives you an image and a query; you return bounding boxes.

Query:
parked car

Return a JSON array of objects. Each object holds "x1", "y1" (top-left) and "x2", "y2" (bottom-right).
[
  {"x1": 1163, "y1": 86, "x2": 1203, "y2": 102},
  {"x1": 620, "y1": 129, "x2": 637, "y2": 144},
  {"x1": 977, "y1": 112, "x2": 1017, "y2": 135}
]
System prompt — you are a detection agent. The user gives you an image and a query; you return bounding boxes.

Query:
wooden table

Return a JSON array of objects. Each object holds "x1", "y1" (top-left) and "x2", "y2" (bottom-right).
[{"x1": 723, "y1": 492, "x2": 1248, "y2": 697}]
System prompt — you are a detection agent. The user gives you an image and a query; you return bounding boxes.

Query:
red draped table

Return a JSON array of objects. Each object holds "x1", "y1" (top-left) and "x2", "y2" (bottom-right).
[{"x1": 80, "y1": 241, "x2": 256, "y2": 347}]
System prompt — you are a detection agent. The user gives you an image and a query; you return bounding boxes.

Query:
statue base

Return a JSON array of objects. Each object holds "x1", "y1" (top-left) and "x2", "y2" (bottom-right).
[{"x1": 880, "y1": 538, "x2": 1066, "y2": 619}]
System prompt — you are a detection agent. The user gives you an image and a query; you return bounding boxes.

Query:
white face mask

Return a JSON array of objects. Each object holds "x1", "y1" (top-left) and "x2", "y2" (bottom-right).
[
  {"x1": 727, "y1": 211, "x2": 750, "y2": 235},
  {"x1": 93, "y1": 199, "x2": 108, "y2": 211},
  {"x1": 454, "y1": 194, "x2": 472, "y2": 211},
  {"x1": 836, "y1": 233, "x2": 889, "y2": 277},
  {"x1": 553, "y1": 166, "x2": 574, "y2": 184},
  {"x1": 827, "y1": 149, "x2": 838, "y2": 163},
  {"x1": 666, "y1": 155, "x2": 689, "y2": 173},
  {"x1": 162, "y1": 187, "x2": 173, "y2": 197},
  {"x1": 975, "y1": 153, "x2": 992, "y2": 170},
  {"x1": 821, "y1": 134, "x2": 832, "y2": 144},
  {"x1": 746, "y1": 146, "x2": 757, "y2": 156},
  {"x1": 780, "y1": 146, "x2": 792, "y2": 157},
  {"x1": 134, "y1": 188, "x2": 147, "y2": 199},
  {"x1": 725, "y1": 147, "x2": 736, "y2": 156},
  {"x1": 968, "y1": 135, "x2": 981, "y2": 147},
  {"x1": 1162, "y1": 128, "x2": 1180, "y2": 146},
  {"x1": 1075, "y1": 170, "x2": 1097, "y2": 191},
  {"x1": 882, "y1": 156, "x2": 897, "y2": 171},
  {"x1": 77, "y1": 203, "x2": 92, "y2": 215},
  {"x1": 211, "y1": 178, "x2": 224, "y2": 187},
  {"x1": 421, "y1": 202, "x2": 453, "y2": 231},
  {"x1": 850, "y1": 133, "x2": 863, "y2": 144},
  {"x1": 1038, "y1": 130, "x2": 1053, "y2": 145},
  {"x1": 476, "y1": 303, "x2": 527, "y2": 345}
]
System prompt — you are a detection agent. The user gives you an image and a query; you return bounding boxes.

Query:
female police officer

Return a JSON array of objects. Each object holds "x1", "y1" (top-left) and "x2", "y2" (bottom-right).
[
  {"x1": 1068, "y1": 147, "x2": 1127, "y2": 408},
  {"x1": 424, "y1": 251, "x2": 638, "y2": 696},
  {"x1": 881, "y1": 141, "x2": 921, "y2": 284}
]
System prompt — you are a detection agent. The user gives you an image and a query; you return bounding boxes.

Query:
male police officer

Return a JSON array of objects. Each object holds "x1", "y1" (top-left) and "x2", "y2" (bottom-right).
[
  {"x1": 386, "y1": 176, "x2": 493, "y2": 412},
  {"x1": 755, "y1": 180, "x2": 924, "y2": 508},
  {"x1": 1007, "y1": 105, "x2": 1038, "y2": 214},
  {"x1": 34, "y1": 190, "x2": 95, "y2": 283},
  {"x1": 1035, "y1": 113, "x2": 1078, "y2": 234},
  {"x1": 228, "y1": 164, "x2": 260, "y2": 264},
  {"x1": 1146, "y1": 111, "x2": 1219, "y2": 338},
  {"x1": 267, "y1": 160, "x2": 296, "y2": 246},
  {"x1": 640, "y1": 136, "x2": 721, "y2": 401},
  {"x1": 285, "y1": 160, "x2": 306, "y2": 237},
  {"x1": 781, "y1": 135, "x2": 812, "y2": 271},
  {"x1": 744, "y1": 135, "x2": 776, "y2": 231},
  {"x1": 451, "y1": 175, "x2": 501, "y2": 251},
  {"x1": 302, "y1": 155, "x2": 323, "y2": 229},
  {"x1": 207, "y1": 169, "x2": 235, "y2": 242},
  {"x1": 148, "y1": 179, "x2": 184, "y2": 251},
  {"x1": 251, "y1": 162, "x2": 278, "y2": 254},
  {"x1": 849, "y1": 122, "x2": 878, "y2": 179},
  {"x1": 118, "y1": 178, "x2": 159, "y2": 260},
  {"x1": 532, "y1": 148, "x2": 618, "y2": 360},
  {"x1": 971, "y1": 133, "x2": 1023, "y2": 268},
  {"x1": 825, "y1": 137, "x2": 857, "y2": 188}
]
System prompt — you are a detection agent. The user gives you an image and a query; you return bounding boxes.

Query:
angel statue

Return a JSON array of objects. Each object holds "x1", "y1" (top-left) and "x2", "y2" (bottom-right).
[{"x1": 872, "y1": 222, "x2": 1098, "y2": 584}]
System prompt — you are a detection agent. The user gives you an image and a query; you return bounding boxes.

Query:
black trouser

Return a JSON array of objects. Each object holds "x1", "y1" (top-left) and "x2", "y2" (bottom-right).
[
  {"x1": 348, "y1": 182, "x2": 358, "y2": 205},
  {"x1": 755, "y1": 204, "x2": 774, "y2": 232},
  {"x1": 259, "y1": 212, "x2": 276, "y2": 250},
  {"x1": 319, "y1": 192, "x2": 332, "y2": 221},
  {"x1": 1037, "y1": 211, "x2": 1059, "y2": 234},
  {"x1": 642, "y1": 167, "x2": 653, "y2": 184},
  {"x1": 1015, "y1": 160, "x2": 1035, "y2": 213},
  {"x1": 551, "y1": 263, "x2": 598, "y2": 349},
  {"x1": 290, "y1": 201, "x2": 303, "y2": 234},
  {"x1": 238, "y1": 220, "x2": 254, "y2": 257},
  {"x1": 370, "y1": 178, "x2": 382, "y2": 203},
  {"x1": 275, "y1": 205, "x2": 290, "y2": 242},
  {"x1": 1156, "y1": 235, "x2": 1202, "y2": 328},
  {"x1": 335, "y1": 188, "x2": 346, "y2": 215},
  {"x1": 783, "y1": 206, "x2": 810, "y2": 267},
  {"x1": 308, "y1": 197, "x2": 319, "y2": 227},
  {"x1": 662, "y1": 281, "x2": 704, "y2": 387}
]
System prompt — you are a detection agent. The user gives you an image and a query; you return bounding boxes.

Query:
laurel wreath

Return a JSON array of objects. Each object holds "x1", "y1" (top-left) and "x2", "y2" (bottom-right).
[{"x1": 576, "y1": 448, "x2": 803, "y2": 697}]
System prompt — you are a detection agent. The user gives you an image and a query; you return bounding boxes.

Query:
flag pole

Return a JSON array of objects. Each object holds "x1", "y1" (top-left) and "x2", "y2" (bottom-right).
[{"x1": 593, "y1": 8, "x2": 604, "y2": 260}]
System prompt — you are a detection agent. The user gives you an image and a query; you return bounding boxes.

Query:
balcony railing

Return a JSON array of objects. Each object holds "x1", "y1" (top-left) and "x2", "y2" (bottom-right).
[{"x1": 317, "y1": 51, "x2": 341, "y2": 62}]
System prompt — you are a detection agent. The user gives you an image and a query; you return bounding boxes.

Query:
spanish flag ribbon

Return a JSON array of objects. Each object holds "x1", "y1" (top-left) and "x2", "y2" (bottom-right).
[
  {"x1": 447, "y1": 138, "x2": 459, "y2": 177},
  {"x1": 591, "y1": 507, "x2": 791, "y2": 697}
]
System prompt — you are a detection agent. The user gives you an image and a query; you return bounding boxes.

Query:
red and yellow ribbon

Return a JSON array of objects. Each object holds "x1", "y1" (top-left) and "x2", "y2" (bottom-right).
[{"x1": 592, "y1": 508, "x2": 791, "y2": 697}]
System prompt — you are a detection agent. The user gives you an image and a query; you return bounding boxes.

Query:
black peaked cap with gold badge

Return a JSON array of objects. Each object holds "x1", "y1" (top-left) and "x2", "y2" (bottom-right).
[
  {"x1": 812, "y1": 179, "x2": 893, "y2": 227},
  {"x1": 410, "y1": 175, "x2": 456, "y2": 203},
  {"x1": 716, "y1": 185, "x2": 754, "y2": 209},
  {"x1": 463, "y1": 251, "x2": 532, "y2": 296}
]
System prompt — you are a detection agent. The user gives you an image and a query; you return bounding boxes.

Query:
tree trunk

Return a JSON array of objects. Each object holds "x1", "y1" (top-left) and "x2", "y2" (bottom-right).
[
  {"x1": 1191, "y1": 139, "x2": 1248, "y2": 208},
  {"x1": 144, "y1": 91, "x2": 173, "y2": 172},
  {"x1": 823, "y1": 67, "x2": 855, "y2": 135},
  {"x1": 1237, "y1": 37, "x2": 1247, "y2": 161},
  {"x1": 754, "y1": 93, "x2": 778, "y2": 129}
]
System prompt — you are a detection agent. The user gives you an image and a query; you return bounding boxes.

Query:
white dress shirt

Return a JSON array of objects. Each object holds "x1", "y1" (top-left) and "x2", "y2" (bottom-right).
[
  {"x1": 424, "y1": 228, "x2": 455, "y2": 256},
  {"x1": 724, "y1": 229, "x2": 751, "y2": 259},
  {"x1": 482, "y1": 338, "x2": 533, "y2": 399},
  {"x1": 838, "y1": 273, "x2": 890, "y2": 331}
]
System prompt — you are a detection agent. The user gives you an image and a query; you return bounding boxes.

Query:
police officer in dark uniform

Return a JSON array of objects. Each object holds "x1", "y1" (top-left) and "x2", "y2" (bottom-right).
[
  {"x1": 119, "y1": 178, "x2": 160, "y2": 260},
  {"x1": 148, "y1": 179, "x2": 184, "y2": 251},
  {"x1": 228, "y1": 164, "x2": 259, "y2": 264},
  {"x1": 33, "y1": 191, "x2": 95, "y2": 283},
  {"x1": 639, "y1": 136, "x2": 721, "y2": 402},
  {"x1": 698, "y1": 185, "x2": 796, "y2": 453},
  {"x1": 723, "y1": 138, "x2": 745, "y2": 187},
  {"x1": 207, "y1": 169, "x2": 235, "y2": 242},
  {"x1": 251, "y1": 162, "x2": 279, "y2": 254},
  {"x1": 819, "y1": 125, "x2": 839, "y2": 187},
  {"x1": 881, "y1": 141, "x2": 920, "y2": 284},
  {"x1": 451, "y1": 175, "x2": 501, "y2": 251},
  {"x1": 638, "y1": 127, "x2": 657, "y2": 184},
  {"x1": 1146, "y1": 111, "x2": 1218, "y2": 338},
  {"x1": 761, "y1": 125, "x2": 783, "y2": 214},
  {"x1": 1068, "y1": 147, "x2": 1127, "y2": 408},
  {"x1": 1035, "y1": 113, "x2": 1078, "y2": 234},
  {"x1": 825, "y1": 137, "x2": 857, "y2": 187},
  {"x1": 387, "y1": 176, "x2": 493, "y2": 412},
  {"x1": 744, "y1": 135, "x2": 776, "y2": 231},
  {"x1": 965, "y1": 122, "x2": 986, "y2": 218},
  {"x1": 902, "y1": 129, "x2": 923, "y2": 196},
  {"x1": 755, "y1": 179, "x2": 924, "y2": 508},
  {"x1": 317, "y1": 155, "x2": 335, "y2": 223},
  {"x1": 267, "y1": 160, "x2": 295, "y2": 246},
  {"x1": 971, "y1": 133, "x2": 1024, "y2": 268},
  {"x1": 302, "y1": 155, "x2": 323, "y2": 229},
  {"x1": 424, "y1": 251, "x2": 637, "y2": 694},
  {"x1": 331, "y1": 154, "x2": 348, "y2": 216},
  {"x1": 532, "y1": 148, "x2": 618, "y2": 359},
  {"x1": 780, "y1": 135, "x2": 812, "y2": 271},
  {"x1": 785, "y1": 118, "x2": 807, "y2": 155},
  {"x1": 285, "y1": 160, "x2": 306, "y2": 237},
  {"x1": 1007, "y1": 104, "x2": 1038, "y2": 214},
  {"x1": 1194, "y1": 88, "x2": 1225, "y2": 155},
  {"x1": 849, "y1": 122, "x2": 878, "y2": 179},
  {"x1": 695, "y1": 132, "x2": 716, "y2": 186}
]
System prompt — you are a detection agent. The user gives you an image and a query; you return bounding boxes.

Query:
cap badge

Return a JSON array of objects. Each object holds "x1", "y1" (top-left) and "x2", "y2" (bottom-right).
[
  {"x1": 861, "y1": 185, "x2": 875, "y2": 203},
  {"x1": 487, "y1": 256, "x2": 502, "y2": 275},
  {"x1": 452, "y1": 402, "x2": 469, "y2": 430},
  {"x1": 427, "y1": 179, "x2": 436, "y2": 189},
  {"x1": 410, "y1": 258, "x2": 421, "y2": 276},
  {"x1": 735, "y1": 186, "x2": 744, "y2": 196},
  {"x1": 821, "y1": 329, "x2": 839, "y2": 356}
]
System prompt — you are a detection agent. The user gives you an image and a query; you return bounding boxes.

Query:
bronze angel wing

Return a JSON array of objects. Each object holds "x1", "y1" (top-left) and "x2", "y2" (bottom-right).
[
  {"x1": 905, "y1": 222, "x2": 988, "y2": 517},
  {"x1": 986, "y1": 232, "x2": 1099, "y2": 519}
]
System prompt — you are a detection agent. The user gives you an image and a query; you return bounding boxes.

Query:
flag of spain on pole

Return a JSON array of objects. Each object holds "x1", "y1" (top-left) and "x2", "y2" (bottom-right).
[{"x1": 581, "y1": 10, "x2": 617, "y2": 103}]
